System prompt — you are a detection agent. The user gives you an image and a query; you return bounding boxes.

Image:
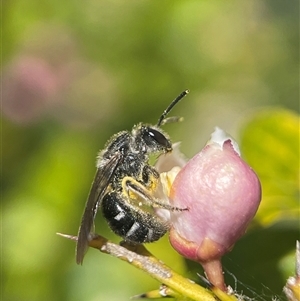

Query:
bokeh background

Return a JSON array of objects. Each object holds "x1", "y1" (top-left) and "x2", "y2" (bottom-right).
[{"x1": 2, "y1": 1, "x2": 299, "y2": 301}]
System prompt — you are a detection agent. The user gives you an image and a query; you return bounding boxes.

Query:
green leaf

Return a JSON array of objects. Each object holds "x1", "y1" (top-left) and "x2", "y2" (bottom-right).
[{"x1": 240, "y1": 108, "x2": 299, "y2": 226}]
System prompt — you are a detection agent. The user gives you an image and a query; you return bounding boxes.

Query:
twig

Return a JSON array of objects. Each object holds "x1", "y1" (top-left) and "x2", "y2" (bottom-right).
[{"x1": 57, "y1": 232, "x2": 240, "y2": 301}]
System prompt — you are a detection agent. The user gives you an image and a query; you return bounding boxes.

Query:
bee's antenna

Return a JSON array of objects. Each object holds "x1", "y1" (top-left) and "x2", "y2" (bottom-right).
[{"x1": 157, "y1": 89, "x2": 189, "y2": 127}]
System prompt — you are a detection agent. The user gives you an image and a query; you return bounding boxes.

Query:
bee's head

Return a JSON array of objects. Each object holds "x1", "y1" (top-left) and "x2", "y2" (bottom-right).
[
  {"x1": 132, "y1": 124, "x2": 172, "y2": 154},
  {"x1": 131, "y1": 90, "x2": 189, "y2": 155}
]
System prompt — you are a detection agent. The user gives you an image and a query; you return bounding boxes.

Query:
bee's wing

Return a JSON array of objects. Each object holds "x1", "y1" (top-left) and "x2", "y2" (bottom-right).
[{"x1": 76, "y1": 152, "x2": 122, "y2": 264}]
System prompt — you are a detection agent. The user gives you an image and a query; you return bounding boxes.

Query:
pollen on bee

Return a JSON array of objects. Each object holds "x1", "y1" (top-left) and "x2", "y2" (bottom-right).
[{"x1": 160, "y1": 166, "x2": 182, "y2": 197}]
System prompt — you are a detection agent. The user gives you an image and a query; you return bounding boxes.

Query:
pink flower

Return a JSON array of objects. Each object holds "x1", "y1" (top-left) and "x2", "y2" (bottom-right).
[{"x1": 158, "y1": 128, "x2": 261, "y2": 290}]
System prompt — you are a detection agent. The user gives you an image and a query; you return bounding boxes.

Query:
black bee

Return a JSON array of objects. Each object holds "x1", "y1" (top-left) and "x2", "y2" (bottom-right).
[{"x1": 76, "y1": 90, "x2": 189, "y2": 264}]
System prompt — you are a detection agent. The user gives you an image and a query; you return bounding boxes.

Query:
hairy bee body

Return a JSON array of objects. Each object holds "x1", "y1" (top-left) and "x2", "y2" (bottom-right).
[
  {"x1": 102, "y1": 192, "x2": 168, "y2": 244},
  {"x1": 76, "y1": 90, "x2": 189, "y2": 264},
  {"x1": 99, "y1": 128, "x2": 169, "y2": 243}
]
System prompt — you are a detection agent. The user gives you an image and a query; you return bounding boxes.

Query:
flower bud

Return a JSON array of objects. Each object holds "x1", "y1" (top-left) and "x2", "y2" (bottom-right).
[{"x1": 164, "y1": 128, "x2": 261, "y2": 290}]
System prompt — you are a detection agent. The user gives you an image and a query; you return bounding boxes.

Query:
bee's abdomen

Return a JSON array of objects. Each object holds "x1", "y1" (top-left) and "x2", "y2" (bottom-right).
[{"x1": 102, "y1": 192, "x2": 168, "y2": 243}]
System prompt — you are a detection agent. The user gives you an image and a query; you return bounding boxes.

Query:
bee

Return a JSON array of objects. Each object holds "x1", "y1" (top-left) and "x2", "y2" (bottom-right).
[{"x1": 76, "y1": 90, "x2": 189, "y2": 264}]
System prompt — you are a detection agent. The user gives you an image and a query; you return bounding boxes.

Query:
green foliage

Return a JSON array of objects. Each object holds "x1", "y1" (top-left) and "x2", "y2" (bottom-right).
[{"x1": 240, "y1": 109, "x2": 299, "y2": 225}]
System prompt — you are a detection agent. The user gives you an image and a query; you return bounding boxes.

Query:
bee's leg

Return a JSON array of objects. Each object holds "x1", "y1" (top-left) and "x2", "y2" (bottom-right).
[
  {"x1": 122, "y1": 176, "x2": 188, "y2": 212},
  {"x1": 142, "y1": 165, "x2": 188, "y2": 211},
  {"x1": 141, "y1": 165, "x2": 160, "y2": 190}
]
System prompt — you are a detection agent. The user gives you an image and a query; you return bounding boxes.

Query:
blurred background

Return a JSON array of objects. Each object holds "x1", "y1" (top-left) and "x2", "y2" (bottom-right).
[{"x1": 2, "y1": 1, "x2": 299, "y2": 301}]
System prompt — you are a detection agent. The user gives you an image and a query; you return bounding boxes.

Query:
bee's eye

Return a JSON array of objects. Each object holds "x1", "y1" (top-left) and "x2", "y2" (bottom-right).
[{"x1": 144, "y1": 128, "x2": 171, "y2": 149}]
